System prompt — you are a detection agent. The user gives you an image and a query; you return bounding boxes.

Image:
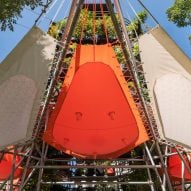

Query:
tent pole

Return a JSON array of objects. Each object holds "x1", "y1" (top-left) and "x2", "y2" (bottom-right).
[
  {"x1": 155, "y1": 141, "x2": 174, "y2": 191},
  {"x1": 143, "y1": 149, "x2": 155, "y2": 191},
  {"x1": 19, "y1": 1, "x2": 85, "y2": 189},
  {"x1": 106, "y1": 0, "x2": 157, "y2": 140},
  {"x1": 36, "y1": 111, "x2": 50, "y2": 191},
  {"x1": 31, "y1": 0, "x2": 84, "y2": 141},
  {"x1": 106, "y1": 1, "x2": 173, "y2": 190},
  {"x1": 175, "y1": 147, "x2": 191, "y2": 176},
  {"x1": 9, "y1": 146, "x2": 17, "y2": 191},
  {"x1": 144, "y1": 143, "x2": 166, "y2": 191},
  {"x1": 61, "y1": 0, "x2": 79, "y2": 43}
]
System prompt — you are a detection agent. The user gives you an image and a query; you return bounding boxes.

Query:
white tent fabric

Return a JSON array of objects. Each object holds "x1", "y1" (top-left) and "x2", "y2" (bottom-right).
[
  {"x1": 0, "y1": 27, "x2": 56, "y2": 148},
  {"x1": 139, "y1": 26, "x2": 191, "y2": 148}
]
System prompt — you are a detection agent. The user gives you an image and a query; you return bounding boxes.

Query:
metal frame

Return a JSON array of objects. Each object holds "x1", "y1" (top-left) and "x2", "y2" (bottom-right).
[{"x1": 0, "y1": 0, "x2": 191, "y2": 190}]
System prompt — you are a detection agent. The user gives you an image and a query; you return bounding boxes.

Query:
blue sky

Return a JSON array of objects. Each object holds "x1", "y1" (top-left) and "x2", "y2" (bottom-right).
[
  {"x1": 141, "y1": 0, "x2": 191, "y2": 58},
  {"x1": 0, "y1": 0, "x2": 190, "y2": 62}
]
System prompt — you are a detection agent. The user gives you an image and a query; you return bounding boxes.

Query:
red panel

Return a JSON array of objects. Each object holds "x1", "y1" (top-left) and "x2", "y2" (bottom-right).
[
  {"x1": 0, "y1": 154, "x2": 22, "y2": 180},
  {"x1": 52, "y1": 62, "x2": 139, "y2": 157},
  {"x1": 168, "y1": 152, "x2": 191, "y2": 180},
  {"x1": 43, "y1": 44, "x2": 149, "y2": 158},
  {"x1": 106, "y1": 168, "x2": 115, "y2": 176}
]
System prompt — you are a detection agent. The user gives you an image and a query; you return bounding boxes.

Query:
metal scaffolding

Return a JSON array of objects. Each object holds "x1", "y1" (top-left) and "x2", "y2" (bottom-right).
[{"x1": 0, "y1": 0, "x2": 191, "y2": 191}]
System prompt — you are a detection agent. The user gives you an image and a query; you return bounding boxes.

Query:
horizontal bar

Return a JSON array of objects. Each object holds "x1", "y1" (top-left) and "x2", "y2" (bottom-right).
[
  {"x1": 45, "y1": 158, "x2": 145, "y2": 162},
  {"x1": 41, "y1": 181, "x2": 153, "y2": 185},
  {"x1": 30, "y1": 165, "x2": 161, "y2": 169}
]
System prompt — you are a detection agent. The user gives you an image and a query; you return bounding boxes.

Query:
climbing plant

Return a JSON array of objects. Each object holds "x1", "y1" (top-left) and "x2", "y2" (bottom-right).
[
  {"x1": 48, "y1": 9, "x2": 117, "y2": 41},
  {"x1": 126, "y1": 11, "x2": 147, "y2": 38}
]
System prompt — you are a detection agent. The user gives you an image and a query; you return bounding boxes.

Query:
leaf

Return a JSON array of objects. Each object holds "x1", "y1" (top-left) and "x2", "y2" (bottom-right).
[{"x1": 0, "y1": 0, "x2": 43, "y2": 31}]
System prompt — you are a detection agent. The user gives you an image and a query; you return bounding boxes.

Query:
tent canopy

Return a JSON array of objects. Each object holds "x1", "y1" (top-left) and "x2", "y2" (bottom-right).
[
  {"x1": 0, "y1": 27, "x2": 56, "y2": 149},
  {"x1": 139, "y1": 26, "x2": 191, "y2": 148}
]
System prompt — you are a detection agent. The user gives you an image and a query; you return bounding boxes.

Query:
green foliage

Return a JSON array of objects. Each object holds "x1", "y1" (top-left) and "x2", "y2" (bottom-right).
[
  {"x1": 127, "y1": 11, "x2": 147, "y2": 38},
  {"x1": 73, "y1": 9, "x2": 117, "y2": 40},
  {"x1": 48, "y1": 9, "x2": 147, "y2": 44},
  {"x1": 113, "y1": 45, "x2": 126, "y2": 64},
  {"x1": 47, "y1": 23, "x2": 58, "y2": 38},
  {"x1": 47, "y1": 20, "x2": 67, "y2": 38},
  {"x1": 73, "y1": 9, "x2": 94, "y2": 39},
  {"x1": 104, "y1": 14, "x2": 119, "y2": 39},
  {"x1": 166, "y1": 0, "x2": 191, "y2": 27},
  {"x1": 0, "y1": 0, "x2": 43, "y2": 31},
  {"x1": 57, "y1": 19, "x2": 67, "y2": 31},
  {"x1": 132, "y1": 42, "x2": 139, "y2": 58},
  {"x1": 166, "y1": 0, "x2": 191, "y2": 42},
  {"x1": 48, "y1": 9, "x2": 117, "y2": 41}
]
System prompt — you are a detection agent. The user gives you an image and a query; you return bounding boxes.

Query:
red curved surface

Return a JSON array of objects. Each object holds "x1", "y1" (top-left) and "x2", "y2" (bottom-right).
[
  {"x1": 106, "y1": 168, "x2": 115, "y2": 176},
  {"x1": 0, "y1": 154, "x2": 22, "y2": 180},
  {"x1": 44, "y1": 44, "x2": 149, "y2": 158},
  {"x1": 52, "y1": 62, "x2": 139, "y2": 157},
  {"x1": 168, "y1": 153, "x2": 191, "y2": 180}
]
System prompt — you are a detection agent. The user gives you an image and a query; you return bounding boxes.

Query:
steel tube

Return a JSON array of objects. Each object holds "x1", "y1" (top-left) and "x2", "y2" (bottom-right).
[
  {"x1": 29, "y1": 164, "x2": 161, "y2": 169},
  {"x1": 41, "y1": 181, "x2": 154, "y2": 185}
]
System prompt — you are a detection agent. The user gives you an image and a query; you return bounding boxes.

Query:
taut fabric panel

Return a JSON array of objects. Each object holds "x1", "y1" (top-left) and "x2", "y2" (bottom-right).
[
  {"x1": 44, "y1": 45, "x2": 149, "y2": 159},
  {"x1": 0, "y1": 27, "x2": 56, "y2": 148},
  {"x1": 139, "y1": 26, "x2": 191, "y2": 148}
]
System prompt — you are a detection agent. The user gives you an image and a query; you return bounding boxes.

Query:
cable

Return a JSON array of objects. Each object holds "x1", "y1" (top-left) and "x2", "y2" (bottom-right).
[
  {"x1": 93, "y1": 0, "x2": 96, "y2": 45},
  {"x1": 45, "y1": 0, "x2": 59, "y2": 15},
  {"x1": 121, "y1": 0, "x2": 138, "y2": 39},
  {"x1": 136, "y1": 0, "x2": 159, "y2": 25},
  {"x1": 127, "y1": 0, "x2": 152, "y2": 33},
  {"x1": 15, "y1": 23, "x2": 31, "y2": 30},
  {"x1": 24, "y1": 7, "x2": 52, "y2": 21},
  {"x1": 79, "y1": 1, "x2": 89, "y2": 44},
  {"x1": 35, "y1": 0, "x2": 54, "y2": 26},
  {"x1": 34, "y1": 0, "x2": 58, "y2": 26},
  {"x1": 54, "y1": 1, "x2": 71, "y2": 40},
  {"x1": 127, "y1": 0, "x2": 144, "y2": 25},
  {"x1": 50, "y1": 0, "x2": 66, "y2": 25},
  {"x1": 93, "y1": 0, "x2": 96, "y2": 61},
  {"x1": 99, "y1": 0, "x2": 109, "y2": 44},
  {"x1": 61, "y1": 0, "x2": 71, "y2": 19}
]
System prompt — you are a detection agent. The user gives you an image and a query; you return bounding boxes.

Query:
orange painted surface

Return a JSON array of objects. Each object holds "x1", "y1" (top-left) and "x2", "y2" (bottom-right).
[
  {"x1": 43, "y1": 44, "x2": 149, "y2": 158},
  {"x1": 0, "y1": 153, "x2": 22, "y2": 180}
]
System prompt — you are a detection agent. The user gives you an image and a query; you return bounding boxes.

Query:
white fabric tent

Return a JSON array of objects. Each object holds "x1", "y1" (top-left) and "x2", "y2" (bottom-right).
[
  {"x1": 0, "y1": 27, "x2": 56, "y2": 149},
  {"x1": 139, "y1": 26, "x2": 191, "y2": 148}
]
